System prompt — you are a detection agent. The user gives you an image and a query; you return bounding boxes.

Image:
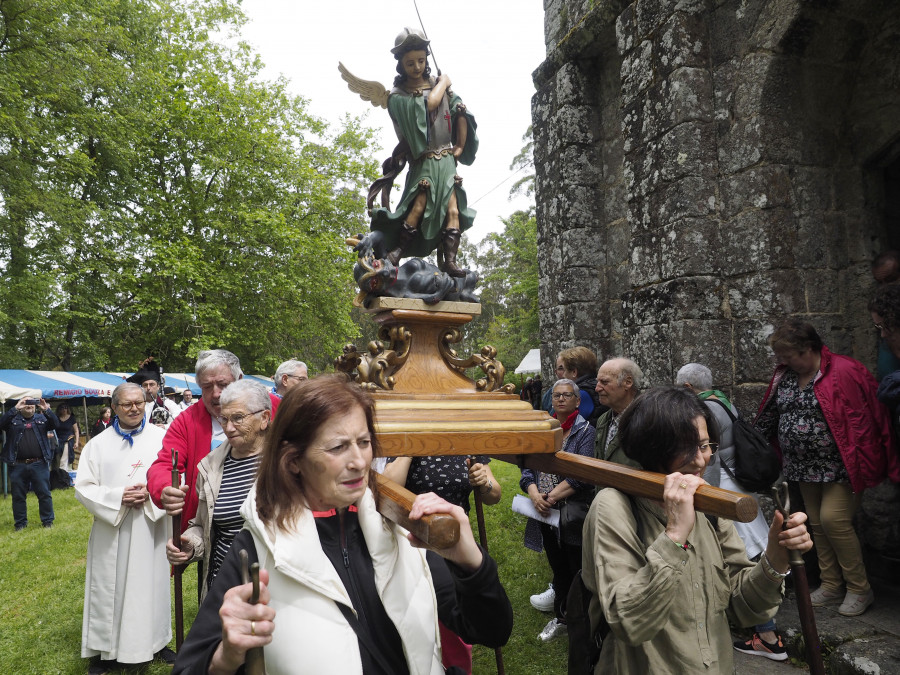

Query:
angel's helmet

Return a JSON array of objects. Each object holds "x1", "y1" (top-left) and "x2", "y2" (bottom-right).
[
  {"x1": 392, "y1": 27, "x2": 432, "y2": 84},
  {"x1": 390, "y1": 27, "x2": 430, "y2": 55}
]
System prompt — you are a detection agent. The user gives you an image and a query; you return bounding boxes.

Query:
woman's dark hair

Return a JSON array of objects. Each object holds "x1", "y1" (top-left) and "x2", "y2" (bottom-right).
[
  {"x1": 619, "y1": 387, "x2": 719, "y2": 473},
  {"x1": 869, "y1": 285, "x2": 900, "y2": 331},
  {"x1": 56, "y1": 403, "x2": 70, "y2": 415},
  {"x1": 768, "y1": 318, "x2": 823, "y2": 354},
  {"x1": 255, "y1": 374, "x2": 379, "y2": 532},
  {"x1": 393, "y1": 46, "x2": 432, "y2": 87}
]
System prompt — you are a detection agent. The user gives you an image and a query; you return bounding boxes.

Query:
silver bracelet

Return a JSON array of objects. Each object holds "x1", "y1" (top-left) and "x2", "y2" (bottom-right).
[
  {"x1": 481, "y1": 480, "x2": 493, "y2": 494},
  {"x1": 760, "y1": 553, "x2": 790, "y2": 580}
]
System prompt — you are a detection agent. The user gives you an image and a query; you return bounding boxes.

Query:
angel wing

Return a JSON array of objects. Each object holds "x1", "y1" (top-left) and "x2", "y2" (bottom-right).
[{"x1": 338, "y1": 62, "x2": 389, "y2": 109}]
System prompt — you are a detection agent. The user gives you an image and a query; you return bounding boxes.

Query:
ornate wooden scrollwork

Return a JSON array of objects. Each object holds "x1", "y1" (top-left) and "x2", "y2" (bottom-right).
[
  {"x1": 333, "y1": 327, "x2": 411, "y2": 390},
  {"x1": 438, "y1": 332, "x2": 513, "y2": 393}
]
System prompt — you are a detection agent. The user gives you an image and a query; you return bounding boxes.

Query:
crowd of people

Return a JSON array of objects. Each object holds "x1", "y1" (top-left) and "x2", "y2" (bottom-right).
[
  {"x1": 5, "y1": 257, "x2": 900, "y2": 674},
  {"x1": 512, "y1": 262, "x2": 900, "y2": 671}
]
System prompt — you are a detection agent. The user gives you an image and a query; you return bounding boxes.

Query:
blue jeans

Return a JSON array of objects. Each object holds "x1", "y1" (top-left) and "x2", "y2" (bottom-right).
[
  {"x1": 756, "y1": 618, "x2": 777, "y2": 633},
  {"x1": 9, "y1": 461, "x2": 54, "y2": 528}
]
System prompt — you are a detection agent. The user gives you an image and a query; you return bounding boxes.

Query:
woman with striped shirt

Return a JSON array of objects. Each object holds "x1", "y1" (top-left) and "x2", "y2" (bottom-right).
[{"x1": 166, "y1": 379, "x2": 272, "y2": 598}]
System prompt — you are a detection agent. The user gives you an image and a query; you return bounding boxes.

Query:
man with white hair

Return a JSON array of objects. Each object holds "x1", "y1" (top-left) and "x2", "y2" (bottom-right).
[
  {"x1": 147, "y1": 349, "x2": 280, "y2": 530},
  {"x1": 594, "y1": 358, "x2": 644, "y2": 468},
  {"x1": 178, "y1": 389, "x2": 194, "y2": 411},
  {"x1": 76, "y1": 383, "x2": 174, "y2": 673},
  {"x1": 272, "y1": 359, "x2": 308, "y2": 397}
]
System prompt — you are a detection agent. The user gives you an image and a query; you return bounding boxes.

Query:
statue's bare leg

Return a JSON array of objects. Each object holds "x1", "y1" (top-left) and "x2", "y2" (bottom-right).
[
  {"x1": 386, "y1": 182, "x2": 428, "y2": 266},
  {"x1": 440, "y1": 189, "x2": 467, "y2": 278}
]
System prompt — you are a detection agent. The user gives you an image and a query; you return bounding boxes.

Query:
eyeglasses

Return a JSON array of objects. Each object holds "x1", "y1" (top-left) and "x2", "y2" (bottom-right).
[
  {"x1": 116, "y1": 401, "x2": 145, "y2": 410},
  {"x1": 284, "y1": 374, "x2": 308, "y2": 382},
  {"x1": 217, "y1": 410, "x2": 265, "y2": 427},
  {"x1": 551, "y1": 392, "x2": 576, "y2": 400},
  {"x1": 698, "y1": 442, "x2": 719, "y2": 454}
]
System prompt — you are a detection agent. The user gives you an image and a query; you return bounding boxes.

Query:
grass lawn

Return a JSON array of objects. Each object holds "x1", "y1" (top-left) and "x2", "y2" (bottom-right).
[{"x1": 0, "y1": 460, "x2": 567, "y2": 674}]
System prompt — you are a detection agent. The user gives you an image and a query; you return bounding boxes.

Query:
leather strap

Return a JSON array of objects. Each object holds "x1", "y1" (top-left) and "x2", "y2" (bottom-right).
[{"x1": 334, "y1": 601, "x2": 396, "y2": 674}]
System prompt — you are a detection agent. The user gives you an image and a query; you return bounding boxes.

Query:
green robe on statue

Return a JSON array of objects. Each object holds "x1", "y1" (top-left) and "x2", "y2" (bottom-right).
[{"x1": 371, "y1": 81, "x2": 478, "y2": 258}]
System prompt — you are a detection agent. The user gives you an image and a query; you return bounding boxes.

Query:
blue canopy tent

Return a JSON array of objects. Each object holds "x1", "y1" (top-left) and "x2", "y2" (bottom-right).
[
  {"x1": 0, "y1": 370, "x2": 274, "y2": 495},
  {"x1": 0, "y1": 370, "x2": 274, "y2": 404}
]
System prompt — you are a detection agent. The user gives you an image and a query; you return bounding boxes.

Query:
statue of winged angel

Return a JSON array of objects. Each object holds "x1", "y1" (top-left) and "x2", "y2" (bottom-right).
[{"x1": 339, "y1": 26, "x2": 478, "y2": 277}]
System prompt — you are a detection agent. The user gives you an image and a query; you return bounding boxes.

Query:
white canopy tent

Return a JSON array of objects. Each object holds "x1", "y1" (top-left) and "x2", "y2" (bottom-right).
[{"x1": 514, "y1": 349, "x2": 542, "y2": 374}]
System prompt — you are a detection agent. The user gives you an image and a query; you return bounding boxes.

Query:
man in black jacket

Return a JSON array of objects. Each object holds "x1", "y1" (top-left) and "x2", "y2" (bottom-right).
[{"x1": 0, "y1": 397, "x2": 59, "y2": 530}]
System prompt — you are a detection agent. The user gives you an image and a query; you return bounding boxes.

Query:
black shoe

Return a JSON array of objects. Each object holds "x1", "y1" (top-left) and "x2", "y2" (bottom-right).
[
  {"x1": 733, "y1": 632, "x2": 788, "y2": 661},
  {"x1": 42, "y1": 522, "x2": 53, "y2": 528},
  {"x1": 14, "y1": 524, "x2": 26, "y2": 532},
  {"x1": 87, "y1": 659, "x2": 115, "y2": 674},
  {"x1": 156, "y1": 646, "x2": 177, "y2": 665}
]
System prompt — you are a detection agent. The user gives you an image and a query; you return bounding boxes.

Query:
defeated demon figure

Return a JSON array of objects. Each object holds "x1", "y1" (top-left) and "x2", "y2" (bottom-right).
[{"x1": 349, "y1": 231, "x2": 478, "y2": 305}]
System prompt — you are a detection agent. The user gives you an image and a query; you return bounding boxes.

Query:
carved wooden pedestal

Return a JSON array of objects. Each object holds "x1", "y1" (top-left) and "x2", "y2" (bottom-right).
[{"x1": 335, "y1": 298, "x2": 563, "y2": 458}]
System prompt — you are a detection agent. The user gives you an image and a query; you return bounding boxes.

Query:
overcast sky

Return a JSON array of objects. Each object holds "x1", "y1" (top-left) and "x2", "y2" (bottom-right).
[{"x1": 237, "y1": 1, "x2": 547, "y2": 243}]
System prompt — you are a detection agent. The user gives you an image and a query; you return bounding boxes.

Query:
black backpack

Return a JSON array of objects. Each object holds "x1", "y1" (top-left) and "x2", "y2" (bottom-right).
[
  {"x1": 708, "y1": 399, "x2": 781, "y2": 493},
  {"x1": 49, "y1": 467, "x2": 73, "y2": 490}
]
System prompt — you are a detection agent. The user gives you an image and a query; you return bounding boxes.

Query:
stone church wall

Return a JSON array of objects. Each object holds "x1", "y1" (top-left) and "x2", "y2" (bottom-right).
[{"x1": 534, "y1": 0, "x2": 900, "y2": 571}]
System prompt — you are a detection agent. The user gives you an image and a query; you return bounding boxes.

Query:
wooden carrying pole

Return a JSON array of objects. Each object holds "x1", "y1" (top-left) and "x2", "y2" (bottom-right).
[
  {"x1": 374, "y1": 473, "x2": 459, "y2": 548},
  {"x1": 521, "y1": 452, "x2": 760, "y2": 523}
]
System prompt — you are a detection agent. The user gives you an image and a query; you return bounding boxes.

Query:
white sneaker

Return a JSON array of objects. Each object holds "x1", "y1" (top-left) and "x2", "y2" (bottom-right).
[
  {"x1": 530, "y1": 584, "x2": 555, "y2": 612},
  {"x1": 810, "y1": 585, "x2": 843, "y2": 607},
  {"x1": 538, "y1": 618, "x2": 567, "y2": 642},
  {"x1": 838, "y1": 589, "x2": 874, "y2": 617}
]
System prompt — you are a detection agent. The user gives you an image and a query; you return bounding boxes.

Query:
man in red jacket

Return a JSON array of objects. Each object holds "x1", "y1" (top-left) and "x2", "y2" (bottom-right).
[{"x1": 147, "y1": 349, "x2": 280, "y2": 529}]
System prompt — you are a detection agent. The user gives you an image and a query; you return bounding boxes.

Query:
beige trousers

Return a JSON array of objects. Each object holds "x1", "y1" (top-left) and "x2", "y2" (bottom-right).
[{"x1": 798, "y1": 481, "x2": 869, "y2": 594}]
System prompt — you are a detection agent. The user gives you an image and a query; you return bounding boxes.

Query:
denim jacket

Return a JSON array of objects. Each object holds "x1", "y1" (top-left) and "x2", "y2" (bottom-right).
[{"x1": 0, "y1": 409, "x2": 60, "y2": 464}]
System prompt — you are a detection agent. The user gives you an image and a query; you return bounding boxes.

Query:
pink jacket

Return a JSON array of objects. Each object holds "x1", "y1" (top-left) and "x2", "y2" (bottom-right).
[
  {"x1": 756, "y1": 345, "x2": 900, "y2": 492},
  {"x1": 148, "y1": 393, "x2": 280, "y2": 530}
]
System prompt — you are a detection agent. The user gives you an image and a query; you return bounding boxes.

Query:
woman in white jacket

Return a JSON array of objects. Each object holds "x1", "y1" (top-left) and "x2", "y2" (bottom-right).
[{"x1": 173, "y1": 375, "x2": 512, "y2": 675}]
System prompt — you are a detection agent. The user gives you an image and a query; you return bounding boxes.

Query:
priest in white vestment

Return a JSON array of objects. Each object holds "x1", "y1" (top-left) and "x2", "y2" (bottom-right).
[{"x1": 76, "y1": 383, "x2": 172, "y2": 669}]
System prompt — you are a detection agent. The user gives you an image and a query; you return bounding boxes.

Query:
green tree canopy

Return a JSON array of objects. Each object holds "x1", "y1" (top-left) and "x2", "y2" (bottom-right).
[
  {"x1": 0, "y1": 0, "x2": 377, "y2": 374},
  {"x1": 466, "y1": 209, "x2": 539, "y2": 371}
]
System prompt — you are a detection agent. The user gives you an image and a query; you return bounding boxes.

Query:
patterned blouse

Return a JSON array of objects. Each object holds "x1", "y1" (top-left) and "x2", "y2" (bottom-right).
[
  {"x1": 775, "y1": 370, "x2": 849, "y2": 483},
  {"x1": 386, "y1": 455, "x2": 490, "y2": 513}
]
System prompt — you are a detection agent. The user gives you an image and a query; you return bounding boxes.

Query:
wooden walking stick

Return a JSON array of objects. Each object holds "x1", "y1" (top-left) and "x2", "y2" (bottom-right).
[
  {"x1": 772, "y1": 482, "x2": 825, "y2": 675},
  {"x1": 470, "y1": 459, "x2": 505, "y2": 675},
  {"x1": 171, "y1": 450, "x2": 184, "y2": 651},
  {"x1": 239, "y1": 549, "x2": 266, "y2": 675}
]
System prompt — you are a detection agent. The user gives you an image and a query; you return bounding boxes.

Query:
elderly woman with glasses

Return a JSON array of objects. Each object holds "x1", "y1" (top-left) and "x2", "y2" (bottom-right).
[
  {"x1": 172, "y1": 375, "x2": 512, "y2": 675},
  {"x1": 583, "y1": 387, "x2": 812, "y2": 674},
  {"x1": 166, "y1": 379, "x2": 271, "y2": 598},
  {"x1": 520, "y1": 378, "x2": 596, "y2": 642}
]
